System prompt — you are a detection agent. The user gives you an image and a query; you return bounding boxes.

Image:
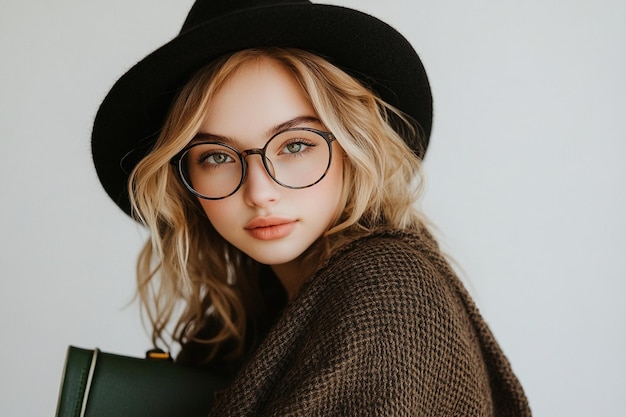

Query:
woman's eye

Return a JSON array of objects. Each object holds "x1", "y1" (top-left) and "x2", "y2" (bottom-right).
[
  {"x1": 285, "y1": 142, "x2": 304, "y2": 153},
  {"x1": 282, "y1": 141, "x2": 314, "y2": 154},
  {"x1": 203, "y1": 152, "x2": 233, "y2": 165}
]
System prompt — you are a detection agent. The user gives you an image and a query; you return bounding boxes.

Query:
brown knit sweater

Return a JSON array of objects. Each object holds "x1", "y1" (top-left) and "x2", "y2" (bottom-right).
[{"x1": 207, "y1": 229, "x2": 531, "y2": 416}]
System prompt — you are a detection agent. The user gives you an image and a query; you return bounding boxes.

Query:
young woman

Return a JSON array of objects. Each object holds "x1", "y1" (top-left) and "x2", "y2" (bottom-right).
[{"x1": 92, "y1": 1, "x2": 531, "y2": 415}]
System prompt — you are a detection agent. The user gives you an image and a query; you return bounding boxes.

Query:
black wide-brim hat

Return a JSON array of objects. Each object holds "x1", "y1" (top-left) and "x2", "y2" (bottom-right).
[{"x1": 92, "y1": 0, "x2": 433, "y2": 216}]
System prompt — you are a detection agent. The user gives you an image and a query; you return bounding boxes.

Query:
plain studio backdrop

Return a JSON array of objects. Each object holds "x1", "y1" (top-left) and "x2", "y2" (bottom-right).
[{"x1": 1, "y1": 1, "x2": 624, "y2": 416}]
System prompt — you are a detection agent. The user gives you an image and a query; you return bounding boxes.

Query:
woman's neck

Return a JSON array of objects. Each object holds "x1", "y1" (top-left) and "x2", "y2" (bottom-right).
[{"x1": 271, "y1": 258, "x2": 311, "y2": 300}]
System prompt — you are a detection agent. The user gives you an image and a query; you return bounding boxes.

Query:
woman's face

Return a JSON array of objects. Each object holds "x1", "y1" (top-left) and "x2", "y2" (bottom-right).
[{"x1": 196, "y1": 58, "x2": 344, "y2": 272}]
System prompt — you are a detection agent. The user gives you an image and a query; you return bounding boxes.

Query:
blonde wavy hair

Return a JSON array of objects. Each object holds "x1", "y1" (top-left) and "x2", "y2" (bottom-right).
[{"x1": 129, "y1": 47, "x2": 428, "y2": 363}]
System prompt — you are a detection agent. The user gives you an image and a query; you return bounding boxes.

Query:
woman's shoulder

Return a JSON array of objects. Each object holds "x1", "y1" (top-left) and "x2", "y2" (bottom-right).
[
  {"x1": 311, "y1": 227, "x2": 449, "y2": 291},
  {"x1": 295, "y1": 227, "x2": 461, "y2": 322}
]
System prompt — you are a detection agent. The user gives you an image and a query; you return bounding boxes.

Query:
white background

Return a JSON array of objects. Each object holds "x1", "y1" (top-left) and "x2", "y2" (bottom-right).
[{"x1": 1, "y1": 1, "x2": 624, "y2": 416}]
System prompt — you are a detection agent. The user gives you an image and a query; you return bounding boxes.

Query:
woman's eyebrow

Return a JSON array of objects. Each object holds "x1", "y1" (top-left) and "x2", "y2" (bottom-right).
[
  {"x1": 189, "y1": 132, "x2": 240, "y2": 146},
  {"x1": 266, "y1": 116, "x2": 321, "y2": 137}
]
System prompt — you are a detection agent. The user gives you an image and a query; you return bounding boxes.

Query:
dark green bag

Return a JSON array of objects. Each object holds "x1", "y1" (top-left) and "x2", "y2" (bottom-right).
[{"x1": 55, "y1": 346, "x2": 230, "y2": 417}]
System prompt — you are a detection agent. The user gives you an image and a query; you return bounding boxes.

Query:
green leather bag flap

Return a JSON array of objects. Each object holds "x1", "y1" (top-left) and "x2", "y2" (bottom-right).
[{"x1": 55, "y1": 346, "x2": 230, "y2": 417}]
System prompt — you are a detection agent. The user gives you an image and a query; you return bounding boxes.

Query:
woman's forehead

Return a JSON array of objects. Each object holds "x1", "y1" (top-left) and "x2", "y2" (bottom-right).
[{"x1": 199, "y1": 59, "x2": 317, "y2": 145}]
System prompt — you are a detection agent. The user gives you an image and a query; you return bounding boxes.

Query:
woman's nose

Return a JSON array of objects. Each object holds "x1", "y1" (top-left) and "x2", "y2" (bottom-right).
[{"x1": 242, "y1": 155, "x2": 281, "y2": 207}]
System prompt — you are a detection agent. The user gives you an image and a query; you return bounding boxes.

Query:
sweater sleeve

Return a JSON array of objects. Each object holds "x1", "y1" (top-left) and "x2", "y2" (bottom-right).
[{"x1": 208, "y1": 233, "x2": 525, "y2": 416}]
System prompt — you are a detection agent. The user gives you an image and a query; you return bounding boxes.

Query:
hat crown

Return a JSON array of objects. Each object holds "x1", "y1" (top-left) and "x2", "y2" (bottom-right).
[{"x1": 181, "y1": 0, "x2": 311, "y2": 33}]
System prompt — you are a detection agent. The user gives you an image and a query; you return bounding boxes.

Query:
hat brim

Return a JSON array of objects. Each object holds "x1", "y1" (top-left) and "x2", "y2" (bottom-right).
[{"x1": 92, "y1": 3, "x2": 432, "y2": 215}]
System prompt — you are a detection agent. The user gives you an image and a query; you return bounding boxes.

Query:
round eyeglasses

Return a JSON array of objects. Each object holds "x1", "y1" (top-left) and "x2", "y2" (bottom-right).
[{"x1": 171, "y1": 128, "x2": 336, "y2": 200}]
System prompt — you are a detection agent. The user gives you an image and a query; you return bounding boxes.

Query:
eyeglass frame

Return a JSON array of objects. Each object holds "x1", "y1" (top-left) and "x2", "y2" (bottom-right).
[{"x1": 170, "y1": 127, "x2": 336, "y2": 200}]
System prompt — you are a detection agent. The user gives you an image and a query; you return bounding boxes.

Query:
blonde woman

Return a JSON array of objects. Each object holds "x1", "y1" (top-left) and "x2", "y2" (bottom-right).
[{"x1": 92, "y1": 1, "x2": 530, "y2": 415}]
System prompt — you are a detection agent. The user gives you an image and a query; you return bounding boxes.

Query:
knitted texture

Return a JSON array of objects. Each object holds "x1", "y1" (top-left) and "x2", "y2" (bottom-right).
[{"x1": 208, "y1": 229, "x2": 531, "y2": 416}]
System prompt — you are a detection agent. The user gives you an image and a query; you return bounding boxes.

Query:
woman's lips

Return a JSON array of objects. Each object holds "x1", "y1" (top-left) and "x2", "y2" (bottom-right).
[{"x1": 244, "y1": 217, "x2": 297, "y2": 241}]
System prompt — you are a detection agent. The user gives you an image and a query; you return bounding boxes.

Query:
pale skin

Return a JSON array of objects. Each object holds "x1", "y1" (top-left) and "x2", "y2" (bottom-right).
[{"x1": 196, "y1": 58, "x2": 345, "y2": 298}]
